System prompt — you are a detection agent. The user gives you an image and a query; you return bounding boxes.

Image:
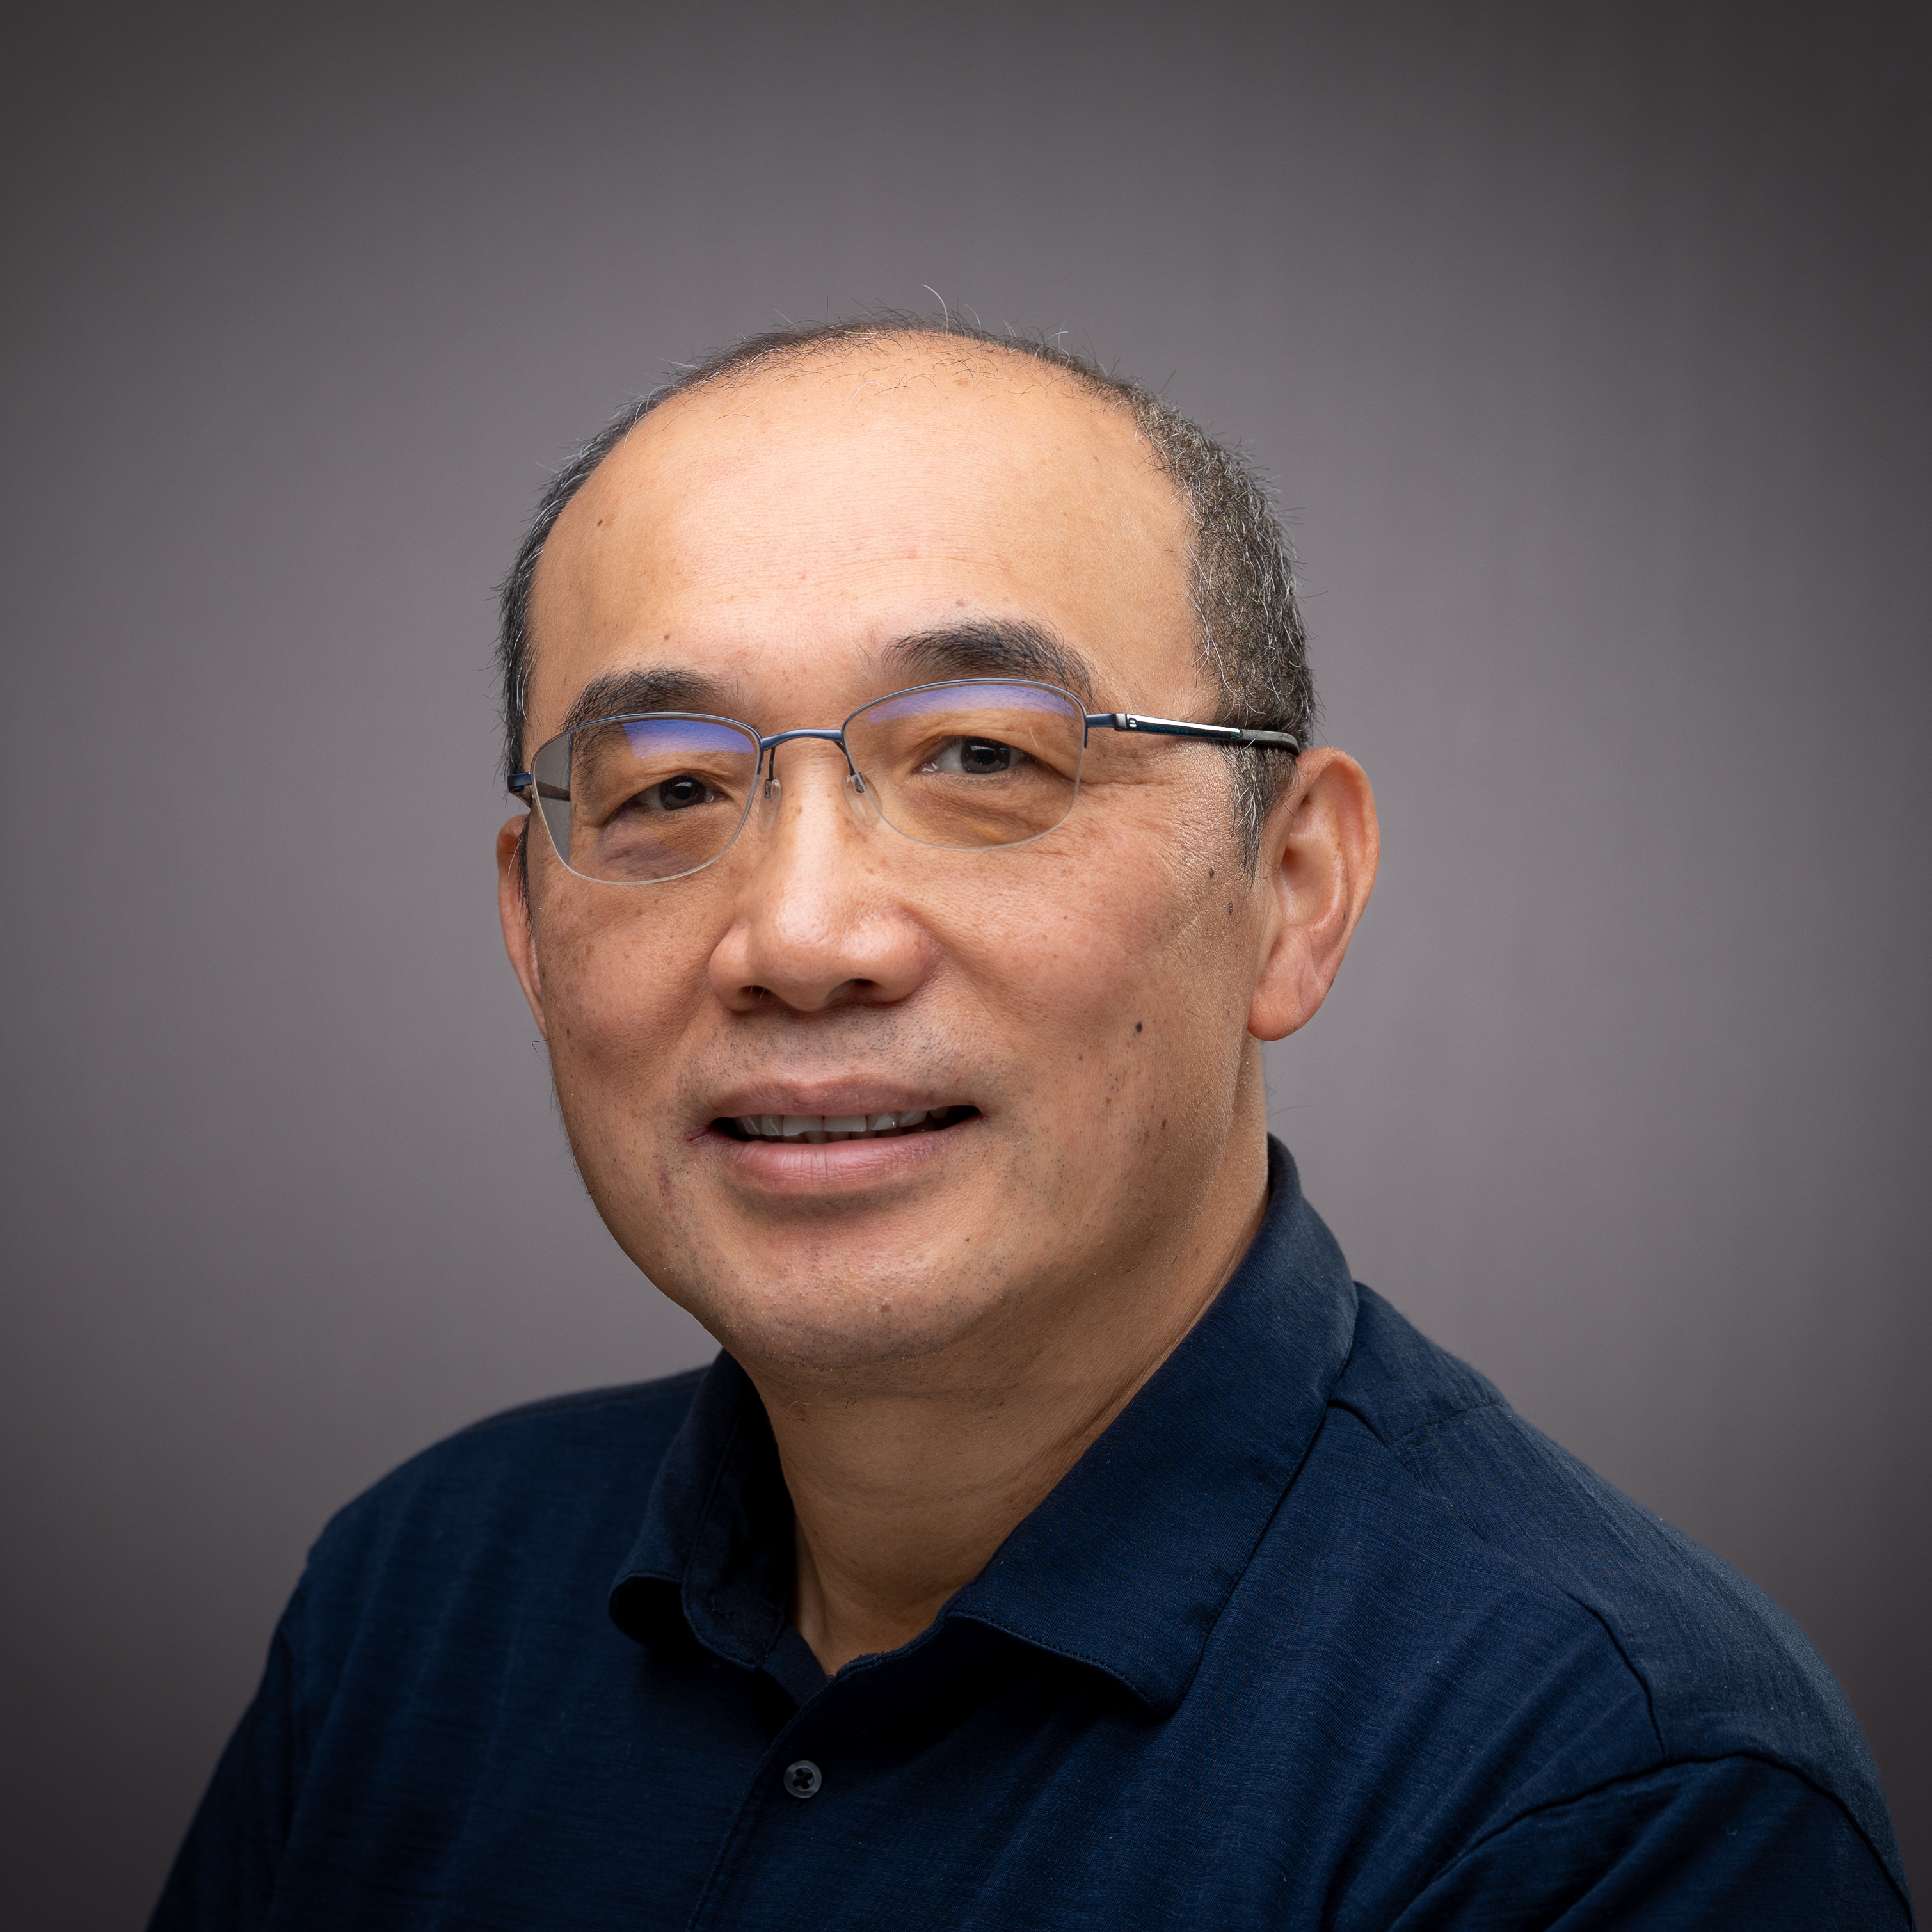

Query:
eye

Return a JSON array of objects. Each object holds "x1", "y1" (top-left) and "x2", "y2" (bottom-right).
[
  {"x1": 630, "y1": 772, "x2": 721, "y2": 812},
  {"x1": 923, "y1": 736, "x2": 1025, "y2": 776}
]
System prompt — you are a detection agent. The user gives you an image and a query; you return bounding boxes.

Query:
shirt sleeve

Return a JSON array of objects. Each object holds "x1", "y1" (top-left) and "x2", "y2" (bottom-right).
[
  {"x1": 147, "y1": 1595, "x2": 308, "y2": 1932},
  {"x1": 1388, "y1": 1753, "x2": 1912, "y2": 1931}
]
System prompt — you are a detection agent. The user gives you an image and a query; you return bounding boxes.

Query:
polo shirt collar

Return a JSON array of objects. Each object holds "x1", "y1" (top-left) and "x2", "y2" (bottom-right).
[{"x1": 609, "y1": 1137, "x2": 1359, "y2": 1716}]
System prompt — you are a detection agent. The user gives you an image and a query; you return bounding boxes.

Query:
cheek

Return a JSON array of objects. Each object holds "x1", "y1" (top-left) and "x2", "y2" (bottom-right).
[
  {"x1": 536, "y1": 899, "x2": 713, "y2": 1111},
  {"x1": 939, "y1": 815, "x2": 1248, "y2": 1099}
]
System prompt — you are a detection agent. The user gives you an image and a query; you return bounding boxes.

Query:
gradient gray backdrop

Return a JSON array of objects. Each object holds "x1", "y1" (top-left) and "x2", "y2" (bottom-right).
[{"x1": 4, "y1": 3, "x2": 1927, "y2": 1922}]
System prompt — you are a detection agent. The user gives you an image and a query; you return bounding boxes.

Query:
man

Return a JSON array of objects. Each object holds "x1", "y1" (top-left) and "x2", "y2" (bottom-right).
[{"x1": 153, "y1": 319, "x2": 1910, "y2": 1929}]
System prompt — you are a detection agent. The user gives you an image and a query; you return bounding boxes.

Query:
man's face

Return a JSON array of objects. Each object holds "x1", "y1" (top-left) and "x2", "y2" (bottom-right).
[{"x1": 503, "y1": 345, "x2": 1285, "y2": 1378}]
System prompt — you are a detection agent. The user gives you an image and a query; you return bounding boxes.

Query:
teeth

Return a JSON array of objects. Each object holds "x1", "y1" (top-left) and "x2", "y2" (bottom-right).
[{"x1": 731, "y1": 1108, "x2": 959, "y2": 1142}]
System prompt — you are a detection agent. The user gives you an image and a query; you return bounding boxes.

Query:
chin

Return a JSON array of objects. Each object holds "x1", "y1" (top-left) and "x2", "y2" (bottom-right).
[{"x1": 671, "y1": 1261, "x2": 1016, "y2": 1379}]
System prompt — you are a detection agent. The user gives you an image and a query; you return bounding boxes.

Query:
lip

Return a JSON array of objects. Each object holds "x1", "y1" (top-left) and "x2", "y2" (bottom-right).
[
  {"x1": 698, "y1": 1108, "x2": 982, "y2": 1197},
  {"x1": 700, "y1": 1083, "x2": 971, "y2": 1122}
]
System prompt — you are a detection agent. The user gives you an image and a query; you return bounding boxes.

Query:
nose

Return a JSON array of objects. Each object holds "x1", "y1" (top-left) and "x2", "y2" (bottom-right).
[{"x1": 707, "y1": 738, "x2": 932, "y2": 1016}]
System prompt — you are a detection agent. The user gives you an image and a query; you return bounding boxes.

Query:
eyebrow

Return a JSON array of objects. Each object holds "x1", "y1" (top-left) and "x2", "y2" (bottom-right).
[
  {"x1": 882, "y1": 621, "x2": 1099, "y2": 707},
  {"x1": 558, "y1": 666, "x2": 740, "y2": 737},
  {"x1": 548, "y1": 618, "x2": 1100, "y2": 749}
]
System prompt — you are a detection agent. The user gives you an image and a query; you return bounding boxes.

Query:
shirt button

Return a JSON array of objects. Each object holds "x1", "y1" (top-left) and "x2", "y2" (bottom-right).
[{"x1": 782, "y1": 1759, "x2": 823, "y2": 1800}]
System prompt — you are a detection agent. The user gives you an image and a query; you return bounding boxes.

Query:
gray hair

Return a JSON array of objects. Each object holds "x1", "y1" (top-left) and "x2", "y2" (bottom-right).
[{"x1": 497, "y1": 314, "x2": 1316, "y2": 865}]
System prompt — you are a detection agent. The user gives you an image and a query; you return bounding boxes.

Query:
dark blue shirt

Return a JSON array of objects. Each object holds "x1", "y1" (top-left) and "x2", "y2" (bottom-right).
[{"x1": 153, "y1": 1142, "x2": 1911, "y2": 1929}]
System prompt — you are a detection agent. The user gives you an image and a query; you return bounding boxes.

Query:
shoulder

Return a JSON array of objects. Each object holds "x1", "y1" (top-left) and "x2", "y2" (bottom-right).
[
  {"x1": 1329, "y1": 1288, "x2": 1833, "y2": 1762},
  {"x1": 1323, "y1": 1287, "x2": 1904, "y2": 1900},
  {"x1": 1398, "y1": 1753, "x2": 1913, "y2": 1929},
  {"x1": 392, "y1": 1366, "x2": 711, "y2": 1483},
  {"x1": 328, "y1": 1366, "x2": 708, "y2": 1526},
  {"x1": 296, "y1": 1367, "x2": 710, "y2": 1634}
]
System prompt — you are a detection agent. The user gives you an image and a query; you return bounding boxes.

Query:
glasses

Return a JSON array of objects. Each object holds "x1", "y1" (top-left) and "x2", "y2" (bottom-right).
[{"x1": 510, "y1": 678, "x2": 1299, "y2": 885}]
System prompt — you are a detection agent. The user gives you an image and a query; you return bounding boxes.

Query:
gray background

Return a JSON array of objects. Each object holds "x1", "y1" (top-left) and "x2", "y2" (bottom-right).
[{"x1": 3, "y1": 1, "x2": 1926, "y2": 1922}]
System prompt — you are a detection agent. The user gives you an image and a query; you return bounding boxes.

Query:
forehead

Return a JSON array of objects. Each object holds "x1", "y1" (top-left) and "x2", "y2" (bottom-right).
[{"x1": 525, "y1": 341, "x2": 1201, "y2": 733}]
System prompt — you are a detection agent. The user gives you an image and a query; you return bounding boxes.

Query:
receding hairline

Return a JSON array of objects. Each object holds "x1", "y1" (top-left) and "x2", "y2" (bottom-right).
[
  {"x1": 545, "y1": 327, "x2": 1166, "y2": 536},
  {"x1": 525, "y1": 329, "x2": 1192, "y2": 695},
  {"x1": 641, "y1": 324, "x2": 1149, "y2": 420}
]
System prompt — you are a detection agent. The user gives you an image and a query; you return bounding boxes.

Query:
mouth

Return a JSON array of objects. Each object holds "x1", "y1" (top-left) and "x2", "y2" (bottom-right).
[{"x1": 714, "y1": 1106, "x2": 979, "y2": 1144}]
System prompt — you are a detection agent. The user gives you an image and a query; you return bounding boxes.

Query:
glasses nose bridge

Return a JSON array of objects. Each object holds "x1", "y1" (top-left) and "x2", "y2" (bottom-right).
[
  {"x1": 757, "y1": 724, "x2": 856, "y2": 779},
  {"x1": 752, "y1": 725, "x2": 877, "y2": 843}
]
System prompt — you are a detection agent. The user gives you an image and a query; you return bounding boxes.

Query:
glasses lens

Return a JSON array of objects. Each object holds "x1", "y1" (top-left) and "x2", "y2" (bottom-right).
[
  {"x1": 844, "y1": 682, "x2": 1086, "y2": 849},
  {"x1": 532, "y1": 715, "x2": 761, "y2": 882}
]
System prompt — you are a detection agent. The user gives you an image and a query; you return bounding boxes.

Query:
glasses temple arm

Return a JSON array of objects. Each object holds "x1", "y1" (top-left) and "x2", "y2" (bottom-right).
[
  {"x1": 1085, "y1": 713, "x2": 1299, "y2": 754},
  {"x1": 508, "y1": 773, "x2": 572, "y2": 801}
]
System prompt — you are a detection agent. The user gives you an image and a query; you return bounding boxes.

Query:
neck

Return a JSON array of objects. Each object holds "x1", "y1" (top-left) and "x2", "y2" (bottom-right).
[{"x1": 747, "y1": 1128, "x2": 1272, "y2": 1675}]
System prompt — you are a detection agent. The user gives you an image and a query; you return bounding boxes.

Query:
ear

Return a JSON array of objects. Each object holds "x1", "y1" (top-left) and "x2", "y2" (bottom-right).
[
  {"x1": 497, "y1": 815, "x2": 548, "y2": 1037},
  {"x1": 1247, "y1": 747, "x2": 1379, "y2": 1042}
]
